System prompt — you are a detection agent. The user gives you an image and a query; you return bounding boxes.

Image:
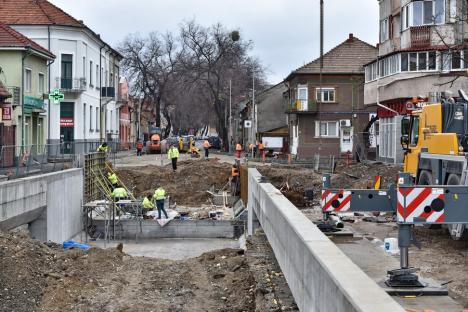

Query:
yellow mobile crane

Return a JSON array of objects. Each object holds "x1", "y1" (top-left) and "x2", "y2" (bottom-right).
[{"x1": 401, "y1": 90, "x2": 468, "y2": 240}]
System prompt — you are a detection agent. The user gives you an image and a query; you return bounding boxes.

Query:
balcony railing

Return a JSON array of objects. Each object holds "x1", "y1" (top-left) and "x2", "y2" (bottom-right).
[
  {"x1": 55, "y1": 77, "x2": 87, "y2": 92},
  {"x1": 286, "y1": 100, "x2": 318, "y2": 113},
  {"x1": 410, "y1": 26, "x2": 431, "y2": 48}
]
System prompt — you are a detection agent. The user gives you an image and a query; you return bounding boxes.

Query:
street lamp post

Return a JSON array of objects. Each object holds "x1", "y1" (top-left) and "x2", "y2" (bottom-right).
[{"x1": 229, "y1": 79, "x2": 232, "y2": 153}]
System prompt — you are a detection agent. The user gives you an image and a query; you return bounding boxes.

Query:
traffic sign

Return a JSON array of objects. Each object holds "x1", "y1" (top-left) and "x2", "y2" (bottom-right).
[{"x1": 48, "y1": 89, "x2": 64, "y2": 104}]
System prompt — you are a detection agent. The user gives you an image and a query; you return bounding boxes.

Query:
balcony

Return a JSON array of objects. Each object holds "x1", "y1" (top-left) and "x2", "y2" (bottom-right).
[
  {"x1": 286, "y1": 100, "x2": 318, "y2": 113},
  {"x1": 410, "y1": 26, "x2": 431, "y2": 48},
  {"x1": 55, "y1": 77, "x2": 87, "y2": 92},
  {"x1": 101, "y1": 87, "x2": 115, "y2": 99}
]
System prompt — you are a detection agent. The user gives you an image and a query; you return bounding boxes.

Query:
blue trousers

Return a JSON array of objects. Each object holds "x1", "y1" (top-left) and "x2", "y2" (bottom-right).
[{"x1": 156, "y1": 200, "x2": 168, "y2": 219}]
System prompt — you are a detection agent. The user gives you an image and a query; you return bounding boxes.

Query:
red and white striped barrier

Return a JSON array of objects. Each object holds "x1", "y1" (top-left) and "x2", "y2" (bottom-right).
[
  {"x1": 397, "y1": 187, "x2": 445, "y2": 223},
  {"x1": 321, "y1": 189, "x2": 351, "y2": 212}
]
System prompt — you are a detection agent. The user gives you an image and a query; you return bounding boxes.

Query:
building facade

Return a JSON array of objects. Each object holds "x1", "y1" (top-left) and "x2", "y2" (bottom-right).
[
  {"x1": 365, "y1": 0, "x2": 468, "y2": 163},
  {"x1": 0, "y1": 0, "x2": 122, "y2": 153},
  {"x1": 118, "y1": 77, "x2": 131, "y2": 149},
  {"x1": 285, "y1": 34, "x2": 378, "y2": 159},
  {"x1": 0, "y1": 24, "x2": 55, "y2": 158}
]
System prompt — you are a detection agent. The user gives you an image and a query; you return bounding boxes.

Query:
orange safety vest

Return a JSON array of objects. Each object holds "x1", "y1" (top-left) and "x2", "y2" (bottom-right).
[
  {"x1": 259, "y1": 143, "x2": 264, "y2": 150},
  {"x1": 231, "y1": 167, "x2": 239, "y2": 177},
  {"x1": 136, "y1": 142, "x2": 143, "y2": 149},
  {"x1": 203, "y1": 140, "x2": 210, "y2": 148},
  {"x1": 236, "y1": 144, "x2": 242, "y2": 151}
]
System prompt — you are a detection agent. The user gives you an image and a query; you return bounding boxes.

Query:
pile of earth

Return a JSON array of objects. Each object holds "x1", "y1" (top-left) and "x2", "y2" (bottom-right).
[
  {"x1": 0, "y1": 231, "x2": 297, "y2": 312},
  {"x1": 259, "y1": 161, "x2": 402, "y2": 207},
  {"x1": 116, "y1": 159, "x2": 231, "y2": 206}
]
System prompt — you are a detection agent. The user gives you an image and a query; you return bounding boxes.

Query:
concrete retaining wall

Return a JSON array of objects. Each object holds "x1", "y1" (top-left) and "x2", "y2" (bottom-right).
[
  {"x1": 247, "y1": 168, "x2": 405, "y2": 312},
  {"x1": 94, "y1": 219, "x2": 245, "y2": 239},
  {"x1": 0, "y1": 169, "x2": 83, "y2": 242}
]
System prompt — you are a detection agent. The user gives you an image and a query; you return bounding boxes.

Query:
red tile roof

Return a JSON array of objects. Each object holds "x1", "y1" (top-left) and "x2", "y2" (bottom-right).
[
  {"x1": 0, "y1": 0, "x2": 82, "y2": 27},
  {"x1": 0, "y1": 23, "x2": 55, "y2": 58},
  {"x1": 286, "y1": 34, "x2": 378, "y2": 79}
]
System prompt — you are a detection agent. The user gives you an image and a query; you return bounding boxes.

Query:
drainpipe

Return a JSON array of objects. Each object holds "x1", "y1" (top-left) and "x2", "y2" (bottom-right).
[
  {"x1": 47, "y1": 25, "x2": 51, "y2": 144},
  {"x1": 99, "y1": 45, "x2": 104, "y2": 142}
]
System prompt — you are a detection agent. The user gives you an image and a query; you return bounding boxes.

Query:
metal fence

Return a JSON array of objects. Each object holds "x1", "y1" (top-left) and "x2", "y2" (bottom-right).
[{"x1": 0, "y1": 141, "x2": 133, "y2": 179}]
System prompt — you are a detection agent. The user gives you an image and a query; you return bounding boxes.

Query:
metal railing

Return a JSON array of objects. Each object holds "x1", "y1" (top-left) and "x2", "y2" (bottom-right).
[
  {"x1": 0, "y1": 141, "x2": 135, "y2": 179},
  {"x1": 55, "y1": 77, "x2": 87, "y2": 91},
  {"x1": 286, "y1": 100, "x2": 318, "y2": 113},
  {"x1": 410, "y1": 26, "x2": 431, "y2": 48}
]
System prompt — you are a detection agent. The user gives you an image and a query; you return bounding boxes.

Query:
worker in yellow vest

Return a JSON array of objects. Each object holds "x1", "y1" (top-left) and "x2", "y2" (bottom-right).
[
  {"x1": 108, "y1": 171, "x2": 118, "y2": 188},
  {"x1": 142, "y1": 195, "x2": 155, "y2": 210},
  {"x1": 153, "y1": 186, "x2": 168, "y2": 219},
  {"x1": 97, "y1": 142, "x2": 109, "y2": 153},
  {"x1": 167, "y1": 144, "x2": 180, "y2": 172},
  {"x1": 112, "y1": 185, "x2": 128, "y2": 202}
]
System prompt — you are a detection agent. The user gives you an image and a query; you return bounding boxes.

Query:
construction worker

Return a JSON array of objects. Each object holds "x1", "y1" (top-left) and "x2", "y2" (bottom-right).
[
  {"x1": 203, "y1": 139, "x2": 211, "y2": 159},
  {"x1": 248, "y1": 143, "x2": 254, "y2": 158},
  {"x1": 136, "y1": 141, "x2": 143, "y2": 156},
  {"x1": 258, "y1": 140, "x2": 265, "y2": 160},
  {"x1": 153, "y1": 186, "x2": 168, "y2": 219},
  {"x1": 142, "y1": 194, "x2": 155, "y2": 210},
  {"x1": 235, "y1": 142, "x2": 242, "y2": 159},
  {"x1": 168, "y1": 144, "x2": 180, "y2": 172},
  {"x1": 97, "y1": 142, "x2": 109, "y2": 153},
  {"x1": 108, "y1": 171, "x2": 118, "y2": 188},
  {"x1": 231, "y1": 163, "x2": 240, "y2": 195},
  {"x1": 112, "y1": 185, "x2": 128, "y2": 202}
]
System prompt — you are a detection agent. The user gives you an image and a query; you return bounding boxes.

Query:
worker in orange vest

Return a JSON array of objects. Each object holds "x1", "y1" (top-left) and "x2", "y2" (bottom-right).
[
  {"x1": 235, "y1": 142, "x2": 242, "y2": 159},
  {"x1": 258, "y1": 140, "x2": 265, "y2": 160},
  {"x1": 203, "y1": 139, "x2": 211, "y2": 159},
  {"x1": 136, "y1": 141, "x2": 143, "y2": 156},
  {"x1": 248, "y1": 143, "x2": 254, "y2": 158}
]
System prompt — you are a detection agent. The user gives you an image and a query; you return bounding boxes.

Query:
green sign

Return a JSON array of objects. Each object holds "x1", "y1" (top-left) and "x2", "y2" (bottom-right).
[{"x1": 48, "y1": 89, "x2": 64, "y2": 104}]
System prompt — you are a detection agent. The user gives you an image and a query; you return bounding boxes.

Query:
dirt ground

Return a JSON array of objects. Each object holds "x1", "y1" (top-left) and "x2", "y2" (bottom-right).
[
  {"x1": 0, "y1": 231, "x2": 296, "y2": 312},
  {"x1": 116, "y1": 159, "x2": 232, "y2": 206}
]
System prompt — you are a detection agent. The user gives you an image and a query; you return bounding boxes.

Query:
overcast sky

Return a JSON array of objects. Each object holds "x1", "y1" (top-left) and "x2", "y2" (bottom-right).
[{"x1": 50, "y1": 0, "x2": 379, "y2": 84}]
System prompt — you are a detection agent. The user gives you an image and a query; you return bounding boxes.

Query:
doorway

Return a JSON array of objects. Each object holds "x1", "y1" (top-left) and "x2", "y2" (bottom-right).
[
  {"x1": 60, "y1": 102, "x2": 74, "y2": 154},
  {"x1": 340, "y1": 127, "x2": 353, "y2": 153}
]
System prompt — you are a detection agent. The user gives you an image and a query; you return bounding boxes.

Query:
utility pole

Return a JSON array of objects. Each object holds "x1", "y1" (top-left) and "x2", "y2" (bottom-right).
[
  {"x1": 251, "y1": 71, "x2": 255, "y2": 146},
  {"x1": 318, "y1": 0, "x2": 324, "y2": 147}
]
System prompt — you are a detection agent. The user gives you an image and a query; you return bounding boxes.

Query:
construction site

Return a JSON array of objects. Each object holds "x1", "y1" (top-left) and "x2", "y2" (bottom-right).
[{"x1": 0, "y1": 149, "x2": 467, "y2": 312}]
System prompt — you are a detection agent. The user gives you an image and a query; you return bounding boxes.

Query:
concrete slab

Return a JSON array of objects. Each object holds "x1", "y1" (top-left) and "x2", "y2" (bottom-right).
[
  {"x1": 335, "y1": 238, "x2": 463, "y2": 311},
  {"x1": 88, "y1": 238, "x2": 240, "y2": 260}
]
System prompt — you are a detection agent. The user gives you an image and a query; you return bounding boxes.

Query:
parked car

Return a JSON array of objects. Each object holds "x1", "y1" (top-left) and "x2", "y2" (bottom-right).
[{"x1": 208, "y1": 136, "x2": 221, "y2": 150}]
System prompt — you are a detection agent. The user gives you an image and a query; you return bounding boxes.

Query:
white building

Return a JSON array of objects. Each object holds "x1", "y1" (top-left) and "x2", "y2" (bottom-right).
[{"x1": 0, "y1": 0, "x2": 122, "y2": 152}]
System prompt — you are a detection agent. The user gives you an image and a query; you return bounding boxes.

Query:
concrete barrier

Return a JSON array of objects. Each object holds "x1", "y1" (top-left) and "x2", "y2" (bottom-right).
[
  {"x1": 94, "y1": 219, "x2": 244, "y2": 239},
  {"x1": 247, "y1": 168, "x2": 405, "y2": 312},
  {"x1": 0, "y1": 169, "x2": 83, "y2": 242}
]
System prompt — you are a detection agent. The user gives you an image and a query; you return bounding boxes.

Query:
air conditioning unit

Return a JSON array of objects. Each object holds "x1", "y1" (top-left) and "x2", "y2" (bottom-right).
[{"x1": 340, "y1": 119, "x2": 351, "y2": 127}]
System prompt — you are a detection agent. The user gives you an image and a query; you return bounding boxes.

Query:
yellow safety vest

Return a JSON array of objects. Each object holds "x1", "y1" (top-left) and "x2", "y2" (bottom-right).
[
  {"x1": 112, "y1": 187, "x2": 127, "y2": 198},
  {"x1": 142, "y1": 197, "x2": 154, "y2": 209},
  {"x1": 108, "y1": 173, "x2": 118, "y2": 184},
  {"x1": 97, "y1": 145, "x2": 109, "y2": 152},
  {"x1": 168, "y1": 147, "x2": 179, "y2": 159},
  {"x1": 153, "y1": 188, "x2": 166, "y2": 200}
]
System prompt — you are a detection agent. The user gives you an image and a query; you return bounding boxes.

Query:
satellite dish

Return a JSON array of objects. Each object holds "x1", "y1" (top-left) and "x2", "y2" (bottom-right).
[{"x1": 458, "y1": 89, "x2": 468, "y2": 102}]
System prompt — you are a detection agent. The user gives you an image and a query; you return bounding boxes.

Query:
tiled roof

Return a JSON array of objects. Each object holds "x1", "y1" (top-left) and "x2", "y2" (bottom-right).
[
  {"x1": 287, "y1": 34, "x2": 378, "y2": 79},
  {"x1": 0, "y1": 23, "x2": 55, "y2": 58},
  {"x1": 0, "y1": 0, "x2": 82, "y2": 27}
]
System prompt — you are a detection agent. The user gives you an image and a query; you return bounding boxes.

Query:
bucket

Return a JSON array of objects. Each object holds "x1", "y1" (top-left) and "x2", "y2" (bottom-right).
[{"x1": 384, "y1": 238, "x2": 398, "y2": 254}]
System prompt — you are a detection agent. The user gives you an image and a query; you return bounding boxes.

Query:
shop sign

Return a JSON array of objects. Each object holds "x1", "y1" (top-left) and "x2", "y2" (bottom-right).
[{"x1": 60, "y1": 117, "x2": 74, "y2": 127}]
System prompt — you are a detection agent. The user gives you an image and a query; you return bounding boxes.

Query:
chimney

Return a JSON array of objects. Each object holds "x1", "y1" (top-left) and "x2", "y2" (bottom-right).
[{"x1": 348, "y1": 33, "x2": 354, "y2": 42}]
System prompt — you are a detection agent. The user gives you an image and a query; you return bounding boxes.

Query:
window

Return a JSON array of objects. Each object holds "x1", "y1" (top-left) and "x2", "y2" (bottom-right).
[
  {"x1": 402, "y1": 0, "x2": 445, "y2": 29},
  {"x1": 379, "y1": 117, "x2": 396, "y2": 159},
  {"x1": 409, "y1": 53, "x2": 417, "y2": 71},
  {"x1": 96, "y1": 109, "x2": 99, "y2": 130},
  {"x1": 401, "y1": 53, "x2": 409, "y2": 71},
  {"x1": 96, "y1": 65, "x2": 99, "y2": 88},
  {"x1": 297, "y1": 86, "x2": 308, "y2": 110},
  {"x1": 315, "y1": 121, "x2": 339, "y2": 138},
  {"x1": 380, "y1": 18, "x2": 389, "y2": 42},
  {"x1": 90, "y1": 106, "x2": 93, "y2": 130},
  {"x1": 418, "y1": 52, "x2": 427, "y2": 70},
  {"x1": 452, "y1": 51, "x2": 461, "y2": 69},
  {"x1": 449, "y1": 0, "x2": 457, "y2": 23},
  {"x1": 82, "y1": 56, "x2": 86, "y2": 79},
  {"x1": 441, "y1": 51, "x2": 451, "y2": 71},
  {"x1": 25, "y1": 69, "x2": 32, "y2": 92},
  {"x1": 410, "y1": 117, "x2": 420, "y2": 146},
  {"x1": 61, "y1": 54, "x2": 73, "y2": 89},
  {"x1": 428, "y1": 51, "x2": 437, "y2": 70},
  {"x1": 89, "y1": 61, "x2": 93, "y2": 86},
  {"x1": 38, "y1": 73, "x2": 45, "y2": 94},
  {"x1": 316, "y1": 88, "x2": 335, "y2": 102}
]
